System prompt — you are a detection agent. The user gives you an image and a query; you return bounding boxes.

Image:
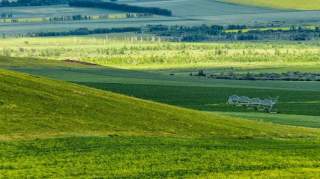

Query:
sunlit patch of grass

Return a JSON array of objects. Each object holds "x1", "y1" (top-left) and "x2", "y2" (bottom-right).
[{"x1": 221, "y1": 0, "x2": 320, "y2": 10}]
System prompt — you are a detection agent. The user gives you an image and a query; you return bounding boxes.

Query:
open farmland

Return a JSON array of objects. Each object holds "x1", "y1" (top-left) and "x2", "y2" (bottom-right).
[
  {"x1": 2, "y1": 0, "x2": 320, "y2": 36},
  {"x1": 1, "y1": 49, "x2": 320, "y2": 127},
  {"x1": 221, "y1": 0, "x2": 320, "y2": 10},
  {"x1": 124, "y1": 0, "x2": 278, "y2": 17},
  {"x1": 1, "y1": 36, "x2": 319, "y2": 134},
  {"x1": 0, "y1": 69, "x2": 320, "y2": 178},
  {"x1": 1, "y1": 0, "x2": 320, "y2": 177},
  {"x1": 1, "y1": 37, "x2": 320, "y2": 70},
  {"x1": 0, "y1": 5, "x2": 120, "y2": 18}
]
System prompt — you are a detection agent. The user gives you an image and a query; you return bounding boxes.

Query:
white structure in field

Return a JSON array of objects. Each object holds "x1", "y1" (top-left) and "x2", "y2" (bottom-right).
[{"x1": 227, "y1": 95, "x2": 278, "y2": 113}]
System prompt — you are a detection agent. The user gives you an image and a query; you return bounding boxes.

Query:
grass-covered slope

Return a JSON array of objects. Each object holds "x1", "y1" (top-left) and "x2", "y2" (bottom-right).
[
  {"x1": 0, "y1": 69, "x2": 319, "y2": 140},
  {"x1": 1, "y1": 70, "x2": 320, "y2": 178},
  {"x1": 221, "y1": 0, "x2": 320, "y2": 10}
]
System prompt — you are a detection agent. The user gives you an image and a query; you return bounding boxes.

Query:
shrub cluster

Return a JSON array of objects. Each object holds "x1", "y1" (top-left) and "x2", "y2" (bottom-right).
[{"x1": 33, "y1": 27, "x2": 141, "y2": 36}]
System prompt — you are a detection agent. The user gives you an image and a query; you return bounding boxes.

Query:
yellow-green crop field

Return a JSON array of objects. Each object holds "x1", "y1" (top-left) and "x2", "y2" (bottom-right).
[
  {"x1": 1, "y1": 36, "x2": 320, "y2": 177},
  {"x1": 221, "y1": 0, "x2": 320, "y2": 10},
  {"x1": 1, "y1": 37, "x2": 320, "y2": 70}
]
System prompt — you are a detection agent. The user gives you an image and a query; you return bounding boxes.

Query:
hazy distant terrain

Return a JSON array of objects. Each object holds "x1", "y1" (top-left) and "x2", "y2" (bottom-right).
[{"x1": 1, "y1": 0, "x2": 320, "y2": 35}]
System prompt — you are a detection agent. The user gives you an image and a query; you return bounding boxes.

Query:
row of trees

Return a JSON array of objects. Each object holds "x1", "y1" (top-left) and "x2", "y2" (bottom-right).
[
  {"x1": 26, "y1": 24, "x2": 320, "y2": 41},
  {"x1": 33, "y1": 27, "x2": 140, "y2": 36},
  {"x1": 69, "y1": 0, "x2": 172, "y2": 16},
  {"x1": 0, "y1": 13, "x2": 13, "y2": 18},
  {"x1": 144, "y1": 24, "x2": 320, "y2": 41}
]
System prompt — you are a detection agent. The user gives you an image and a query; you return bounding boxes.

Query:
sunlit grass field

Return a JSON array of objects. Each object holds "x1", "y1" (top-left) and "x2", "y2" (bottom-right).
[
  {"x1": 1, "y1": 37, "x2": 320, "y2": 71},
  {"x1": 2, "y1": 136, "x2": 320, "y2": 178},
  {"x1": 1, "y1": 36, "x2": 320, "y2": 177},
  {"x1": 221, "y1": 0, "x2": 320, "y2": 10},
  {"x1": 1, "y1": 69, "x2": 320, "y2": 177},
  {"x1": 1, "y1": 56, "x2": 319, "y2": 128}
]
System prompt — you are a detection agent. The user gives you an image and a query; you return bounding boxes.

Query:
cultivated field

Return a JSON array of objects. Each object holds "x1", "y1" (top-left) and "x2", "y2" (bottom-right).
[
  {"x1": 1, "y1": 69, "x2": 320, "y2": 177},
  {"x1": 221, "y1": 0, "x2": 320, "y2": 10},
  {"x1": 0, "y1": 5, "x2": 119, "y2": 18},
  {"x1": 1, "y1": 0, "x2": 320, "y2": 177},
  {"x1": 0, "y1": 37, "x2": 320, "y2": 177},
  {"x1": 1, "y1": 38, "x2": 319, "y2": 125},
  {"x1": 2, "y1": 0, "x2": 320, "y2": 35},
  {"x1": 1, "y1": 37, "x2": 320, "y2": 70}
]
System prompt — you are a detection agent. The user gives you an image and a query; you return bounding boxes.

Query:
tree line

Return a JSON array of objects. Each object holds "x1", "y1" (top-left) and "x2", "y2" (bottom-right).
[
  {"x1": 69, "y1": 0, "x2": 172, "y2": 16},
  {"x1": 33, "y1": 27, "x2": 141, "y2": 37},
  {"x1": 144, "y1": 24, "x2": 320, "y2": 41},
  {"x1": 25, "y1": 24, "x2": 320, "y2": 42}
]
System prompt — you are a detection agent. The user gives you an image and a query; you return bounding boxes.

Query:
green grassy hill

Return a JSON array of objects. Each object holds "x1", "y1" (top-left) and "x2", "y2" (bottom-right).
[
  {"x1": 221, "y1": 0, "x2": 320, "y2": 10},
  {"x1": 1, "y1": 69, "x2": 317, "y2": 140},
  {"x1": 1, "y1": 70, "x2": 320, "y2": 177}
]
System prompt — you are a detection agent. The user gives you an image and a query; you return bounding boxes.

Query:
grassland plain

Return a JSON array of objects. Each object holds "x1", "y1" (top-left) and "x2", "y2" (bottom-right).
[
  {"x1": 2, "y1": 0, "x2": 320, "y2": 35},
  {"x1": 1, "y1": 56, "x2": 320, "y2": 129},
  {"x1": 1, "y1": 69, "x2": 320, "y2": 178},
  {"x1": 219, "y1": 112, "x2": 320, "y2": 128},
  {"x1": 81, "y1": 83, "x2": 320, "y2": 116},
  {"x1": 3, "y1": 69, "x2": 311, "y2": 139},
  {"x1": 221, "y1": 0, "x2": 320, "y2": 10},
  {"x1": 125, "y1": 0, "x2": 279, "y2": 17},
  {"x1": 1, "y1": 37, "x2": 320, "y2": 70},
  {"x1": 0, "y1": 5, "x2": 120, "y2": 18}
]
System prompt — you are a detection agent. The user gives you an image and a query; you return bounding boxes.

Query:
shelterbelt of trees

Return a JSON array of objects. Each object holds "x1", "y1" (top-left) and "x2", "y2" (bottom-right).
[
  {"x1": 69, "y1": 0, "x2": 173, "y2": 16},
  {"x1": 33, "y1": 27, "x2": 141, "y2": 37},
  {"x1": 29, "y1": 24, "x2": 320, "y2": 42}
]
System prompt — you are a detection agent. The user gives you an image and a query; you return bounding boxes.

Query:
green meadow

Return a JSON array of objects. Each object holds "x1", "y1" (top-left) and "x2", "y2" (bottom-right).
[
  {"x1": 2, "y1": 136, "x2": 320, "y2": 178},
  {"x1": 0, "y1": 36, "x2": 320, "y2": 177},
  {"x1": 221, "y1": 0, "x2": 320, "y2": 10},
  {"x1": 1, "y1": 0, "x2": 320, "y2": 175},
  {"x1": 1, "y1": 37, "x2": 320, "y2": 70},
  {"x1": 2, "y1": 1, "x2": 320, "y2": 36},
  {"x1": 1, "y1": 69, "x2": 320, "y2": 178}
]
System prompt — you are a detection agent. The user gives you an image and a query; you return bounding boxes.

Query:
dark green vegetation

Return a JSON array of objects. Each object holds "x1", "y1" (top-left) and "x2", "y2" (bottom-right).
[
  {"x1": 0, "y1": 0, "x2": 320, "y2": 177},
  {"x1": 1, "y1": 68, "x2": 320, "y2": 177},
  {"x1": 205, "y1": 71, "x2": 320, "y2": 81},
  {"x1": 36, "y1": 27, "x2": 141, "y2": 37},
  {"x1": 32, "y1": 24, "x2": 320, "y2": 42},
  {"x1": 4, "y1": 68, "x2": 309, "y2": 139},
  {"x1": 80, "y1": 82, "x2": 320, "y2": 116},
  {"x1": 1, "y1": 55, "x2": 319, "y2": 129},
  {"x1": 221, "y1": 112, "x2": 320, "y2": 128},
  {"x1": 143, "y1": 24, "x2": 320, "y2": 41}
]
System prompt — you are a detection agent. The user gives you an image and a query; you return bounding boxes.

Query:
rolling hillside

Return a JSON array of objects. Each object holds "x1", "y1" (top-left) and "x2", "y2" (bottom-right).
[
  {"x1": 1, "y1": 69, "x2": 318, "y2": 140},
  {"x1": 1, "y1": 69, "x2": 320, "y2": 177},
  {"x1": 221, "y1": 0, "x2": 320, "y2": 10}
]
